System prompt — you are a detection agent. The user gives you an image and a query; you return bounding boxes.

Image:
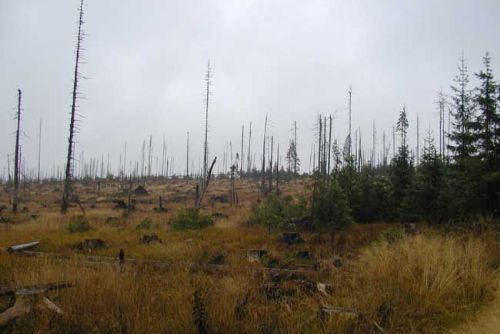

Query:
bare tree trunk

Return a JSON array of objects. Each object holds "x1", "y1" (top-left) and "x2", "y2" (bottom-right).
[
  {"x1": 37, "y1": 118, "x2": 42, "y2": 183},
  {"x1": 328, "y1": 116, "x2": 332, "y2": 175},
  {"x1": 148, "y1": 134, "x2": 153, "y2": 178},
  {"x1": 318, "y1": 116, "x2": 322, "y2": 173},
  {"x1": 323, "y1": 116, "x2": 327, "y2": 175},
  {"x1": 186, "y1": 131, "x2": 189, "y2": 178},
  {"x1": 13, "y1": 89, "x2": 22, "y2": 213},
  {"x1": 348, "y1": 86, "x2": 352, "y2": 159},
  {"x1": 276, "y1": 144, "x2": 280, "y2": 194},
  {"x1": 240, "y1": 124, "x2": 244, "y2": 176},
  {"x1": 203, "y1": 61, "x2": 211, "y2": 187},
  {"x1": 293, "y1": 120, "x2": 298, "y2": 178},
  {"x1": 61, "y1": 0, "x2": 85, "y2": 213},
  {"x1": 416, "y1": 113, "x2": 420, "y2": 165},
  {"x1": 196, "y1": 157, "x2": 217, "y2": 209},
  {"x1": 247, "y1": 122, "x2": 252, "y2": 174},
  {"x1": 261, "y1": 114, "x2": 268, "y2": 194},
  {"x1": 269, "y1": 136, "x2": 273, "y2": 193},
  {"x1": 141, "y1": 140, "x2": 146, "y2": 180},
  {"x1": 372, "y1": 120, "x2": 376, "y2": 167}
]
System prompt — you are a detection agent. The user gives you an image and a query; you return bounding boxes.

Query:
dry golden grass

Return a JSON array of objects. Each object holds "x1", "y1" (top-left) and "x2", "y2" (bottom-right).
[{"x1": 0, "y1": 179, "x2": 498, "y2": 333}]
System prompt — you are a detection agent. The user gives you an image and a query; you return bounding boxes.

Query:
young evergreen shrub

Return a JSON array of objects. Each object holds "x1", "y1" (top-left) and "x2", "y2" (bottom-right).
[
  {"x1": 247, "y1": 194, "x2": 307, "y2": 229},
  {"x1": 67, "y1": 215, "x2": 91, "y2": 233},
  {"x1": 171, "y1": 208, "x2": 213, "y2": 230},
  {"x1": 135, "y1": 217, "x2": 157, "y2": 230},
  {"x1": 311, "y1": 174, "x2": 353, "y2": 230}
]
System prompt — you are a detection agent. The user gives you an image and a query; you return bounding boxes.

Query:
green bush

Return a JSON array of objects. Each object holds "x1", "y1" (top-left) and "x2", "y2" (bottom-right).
[
  {"x1": 135, "y1": 217, "x2": 157, "y2": 230},
  {"x1": 311, "y1": 174, "x2": 353, "y2": 231},
  {"x1": 247, "y1": 194, "x2": 308, "y2": 229},
  {"x1": 67, "y1": 215, "x2": 91, "y2": 233},
  {"x1": 171, "y1": 208, "x2": 214, "y2": 230}
]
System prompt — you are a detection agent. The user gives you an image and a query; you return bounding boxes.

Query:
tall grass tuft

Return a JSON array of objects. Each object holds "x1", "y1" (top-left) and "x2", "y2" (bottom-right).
[
  {"x1": 341, "y1": 234, "x2": 496, "y2": 333},
  {"x1": 192, "y1": 288, "x2": 208, "y2": 334}
]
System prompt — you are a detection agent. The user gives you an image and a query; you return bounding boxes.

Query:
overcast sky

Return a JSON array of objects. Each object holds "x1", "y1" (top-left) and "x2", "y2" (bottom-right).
[{"x1": 1, "y1": 0, "x2": 499, "y2": 178}]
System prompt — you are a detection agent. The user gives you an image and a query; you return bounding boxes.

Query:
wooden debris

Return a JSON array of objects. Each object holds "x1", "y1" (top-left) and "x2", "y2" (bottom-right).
[
  {"x1": 247, "y1": 249, "x2": 267, "y2": 263},
  {"x1": 0, "y1": 282, "x2": 72, "y2": 326},
  {"x1": 7, "y1": 241, "x2": 40, "y2": 253},
  {"x1": 0, "y1": 281, "x2": 72, "y2": 297},
  {"x1": 317, "y1": 283, "x2": 333, "y2": 296}
]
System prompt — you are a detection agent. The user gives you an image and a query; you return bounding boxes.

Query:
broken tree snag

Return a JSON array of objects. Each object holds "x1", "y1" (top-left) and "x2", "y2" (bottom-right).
[{"x1": 7, "y1": 241, "x2": 40, "y2": 253}]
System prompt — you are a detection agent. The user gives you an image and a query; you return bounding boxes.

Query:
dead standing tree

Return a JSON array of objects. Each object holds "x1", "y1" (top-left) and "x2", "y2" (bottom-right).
[
  {"x1": 260, "y1": 114, "x2": 268, "y2": 194},
  {"x1": 203, "y1": 61, "x2": 211, "y2": 188},
  {"x1": 12, "y1": 89, "x2": 22, "y2": 213},
  {"x1": 61, "y1": 0, "x2": 85, "y2": 213}
]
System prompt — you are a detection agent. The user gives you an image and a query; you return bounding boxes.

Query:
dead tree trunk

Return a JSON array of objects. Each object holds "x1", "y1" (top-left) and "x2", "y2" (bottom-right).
[
  {"x1": 186, "y1": 131, "x2": 189, "y2": 178},
  {"x1": 147, "y1": 134, "x2": 153, "y2": 178},
  {"x1": 328, "y1": 115, "x2": 332, "y2": 174},
  {"x1": 268, "y1": 136, "x2": 273, "y2": 193},
  {"x1": 37, "y1": 118, "x2": 42, "y2": 183},
  {"x1": 260, "y1": 114, "x2": 268, "y2": 194},
  {"x1": 203, "y1": 61, "x2": 211, "y2": 188},
  {"x1": 247, "y1": 122, "x2": 252, "y2": 174},
  {"x1": 240, "y1": 124, "x2": 244, "y2": 176},
  {"x1": 293, "y1": 121, "x2": 297, "y2": 175},
  {"x1": 12, "y1": 89, "x2": 22, "y2": 213},
  {"x1": 61, "y1": 0, "x2": 85, "y2": 213},
  {"x1": 276, "y1": 144, "x2": 280, "y2": 195},
  {"x1": 196, "y1": 157, "x2": 217, "y2": 209},
  {"x1": 318, "y1": 116, "x2": 322, "y2": 174}
]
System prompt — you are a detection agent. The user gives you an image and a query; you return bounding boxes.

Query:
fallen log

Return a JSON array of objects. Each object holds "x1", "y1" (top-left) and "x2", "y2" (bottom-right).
[
  {"x1": 7, "y1": 249, "x2": 320, "y2": 277},
  {"x1": 6, "y1": 240, "x2": 40, "y2": 253},
  {"x1": 0, "y1": 281, "x2": 73, "y2": 297}
]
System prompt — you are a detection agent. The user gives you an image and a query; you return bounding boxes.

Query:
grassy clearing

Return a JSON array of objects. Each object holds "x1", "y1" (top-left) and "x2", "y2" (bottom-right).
[{"x1": 0, "y1": 179, "x2": 498, "y2": 333}]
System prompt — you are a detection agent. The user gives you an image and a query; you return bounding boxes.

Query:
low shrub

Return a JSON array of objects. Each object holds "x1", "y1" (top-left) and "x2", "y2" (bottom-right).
[
  {"x1": 67, "y1": 215, "x2": 91, "y2": 233},
  {"x1": 170, "y1": 208, "x2": 213, "y2": 230},
  {"x1": 247, "y1": 194, "x2": 308, "y2": 229},
  {"x1": 135, "y1": 217, "x2": 157, "y2": 230}
]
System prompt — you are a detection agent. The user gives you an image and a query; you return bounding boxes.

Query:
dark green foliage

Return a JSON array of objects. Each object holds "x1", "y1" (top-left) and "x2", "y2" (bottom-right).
[
  {"x1": 171, "y1": 208, "x2": 214, "y2": 230},
  {"x1": 67, "y1": 215, "x2": 91, "y2": 233},
  {"x1": 411, "y1": 137, "x2": 445, "y2": 222},
  {"x1": 350, "y1": 166, "x2": 394, "y2": 223},
  {"x1": 311, "y1": 174, "x2": 353, "y2": 230},
  {"x1": 192, "y1": 289, "x2": 208, "y2": 334},
  {"x1": 135, "y1": 217, "x2": 157, "y2": 230},
  {"x1": 475, "y1": 53, "x2": 499, "y2": 212},
  {"x1": 448, "y1": 55, "x2": 477, "y2": 160},
  {"x1": 247, "y1": 194, "x2": 308, "y2": 229}
]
